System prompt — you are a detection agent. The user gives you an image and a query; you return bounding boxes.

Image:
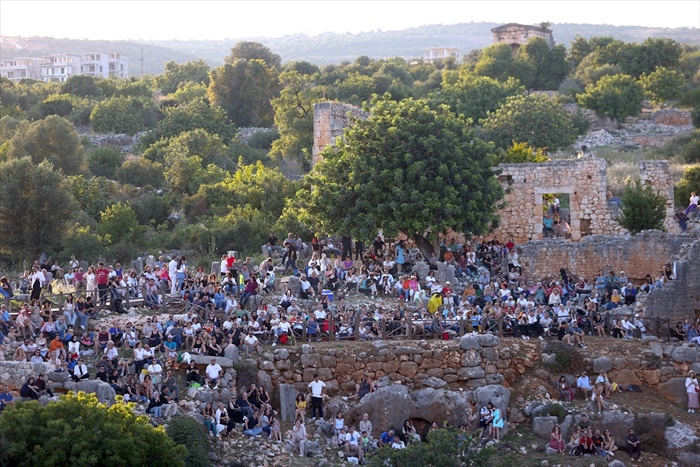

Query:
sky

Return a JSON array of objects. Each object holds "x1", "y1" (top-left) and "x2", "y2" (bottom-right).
[{"x1": 1, "y1": 0, "x2": 699, "y2": 41}]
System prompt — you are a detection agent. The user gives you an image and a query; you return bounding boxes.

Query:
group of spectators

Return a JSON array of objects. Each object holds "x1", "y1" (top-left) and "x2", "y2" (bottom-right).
[{"x1": 548, "y1": 413, "x2": 641, "y2": 461}]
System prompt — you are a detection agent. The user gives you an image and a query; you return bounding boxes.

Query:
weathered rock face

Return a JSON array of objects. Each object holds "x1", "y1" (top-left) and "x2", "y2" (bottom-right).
[
  {"x1": 532, "y1": 416, "x2": 558, "y2": 439},
  {"x1": 666, "y1": 421, "x2": 700, "y2": 451},
  {"x1": 658, "y1": 377, "x2": 690, "y2": 404}
]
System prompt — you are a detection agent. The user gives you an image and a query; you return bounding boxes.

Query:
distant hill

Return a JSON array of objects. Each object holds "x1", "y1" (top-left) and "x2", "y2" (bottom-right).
[{"x1": 2, "y1": 22, "x2": 698, "y2": 75}]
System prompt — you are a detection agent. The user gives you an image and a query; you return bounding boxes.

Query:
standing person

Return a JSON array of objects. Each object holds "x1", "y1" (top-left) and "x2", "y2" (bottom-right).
[
  {"x1": 96, "y1": 263, "x2": 110, "y2": 305},
  {"x1": 686, "y1": 370, "x2": 699, "y2": 413},
  {"x1": 308, "y1": 373, "x2": 326, "y2": 421},
  {"x1": 29, "y1": 266, "x2": 44, "y2": 302},
  {"x1": 354, "y1": 239, "x2": 364, "y2": 261},
  {"x1": 395, "y1": 240, "x2": 406, "y2": 274},
  {"x1": 626, "y1": 428, "x2": 641, "y2": 461},
  {"x1": 168, "y1": 257, "x2": 178, "y2": 294}
]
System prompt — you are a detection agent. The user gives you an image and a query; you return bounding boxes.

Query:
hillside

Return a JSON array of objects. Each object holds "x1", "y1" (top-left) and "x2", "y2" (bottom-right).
[{"x1": 1, "y1": 21, "x2": 698, "y2": 75}]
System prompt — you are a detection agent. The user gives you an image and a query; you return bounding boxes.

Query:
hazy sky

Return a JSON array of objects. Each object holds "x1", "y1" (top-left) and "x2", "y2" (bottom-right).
[{"x1": 1, "y1": 0, "x2": 699, "y2": 40}]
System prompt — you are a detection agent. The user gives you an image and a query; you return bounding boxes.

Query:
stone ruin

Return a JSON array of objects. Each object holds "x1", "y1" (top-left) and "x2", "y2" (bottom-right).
[{"x1": 312, "y1": 102, "x2": 369, "y2": 167}]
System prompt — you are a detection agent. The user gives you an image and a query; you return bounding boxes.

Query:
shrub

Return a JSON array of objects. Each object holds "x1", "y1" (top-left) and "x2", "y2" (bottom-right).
[
  {"x1": 546, "y1": 403, "x2": 568, "y2": 422},
  {"x1": 543, "y1": 341, "x2": 584, "y2": 374},
  {"x1": 634, "y1": 414, "x2": 672, "y2": 457},
  {"x1": 619, "y1": 181, "x2": 667, "y2": 234},
  {"x1": 234, "y1": 361, "x2": 258, "y2": 390},
  {"x1": 165, "y1": 416, "x2": 213, "y2": 467}
]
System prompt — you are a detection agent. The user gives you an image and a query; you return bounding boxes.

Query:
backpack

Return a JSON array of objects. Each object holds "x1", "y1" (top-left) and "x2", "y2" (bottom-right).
[{"x1": 278, "y1": 333, "x2": 288, "y2": 345}]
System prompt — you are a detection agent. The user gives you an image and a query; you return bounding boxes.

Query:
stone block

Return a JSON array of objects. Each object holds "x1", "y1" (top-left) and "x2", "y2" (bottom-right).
[
  {"x1": 458, "y1": 366, "x2": 485, "y2": 380},
  {"x1": 672, "y1": 346, "x2": 698, "y2": 363},
  {"x1": 279, "y1": 383, "x2": 298, "y2": 422},
  {"x1": 191, "y1": 355, "x2": 233, "y2": 368},
  {"x1": 592, "y1": 356, "x2": 613, "y2": 373},
  {"x1": 532, "y1": 416, "x2": 558, "y2": 439},
  {"x1": 658, "y1": 377, "x2": 688, "y2": 404}
]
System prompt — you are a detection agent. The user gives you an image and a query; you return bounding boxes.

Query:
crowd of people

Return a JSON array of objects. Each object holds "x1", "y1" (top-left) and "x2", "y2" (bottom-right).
[{"x1": 0, "y1": 231, "x2": 696, "y2": 462}]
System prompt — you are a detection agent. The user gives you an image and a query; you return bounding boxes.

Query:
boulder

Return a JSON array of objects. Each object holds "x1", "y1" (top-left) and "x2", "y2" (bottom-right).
[
  {"x1": 351, "y1": 385, "x2": 413, "y2": 434},
  {"x1": 608, "y1": 369, "x2": 642, "y2": 386},
  {"x1": 459, "y1": 334, "x2": 481, "y2": 351},
  {"x1": 305, "y1": 441, "x2": 322, "y2": 456},
  {"x1": 300, "y1": 353, "x2": 321, "y2": 368},
  {"x1": 423, "y1": 377, "x2": 448, "y2": 389},
  {"x1": 195, "y1": 391, "x2": 213, "y2": 403},
  {"x1": 608, "y1": 461, "x2": 627, "y2": 467},
  {"x1": 75, "y1": 380, "x2": 115, "y2": 404},
  {"x1": 672, "y1": 346, "x2": 698, "y2": 363},
  {"x1": 479, "y1": 334, "x2": 500, "y2": 347},
  {"x1": 273, "y1": 348, "x2": 290, "y2": 360},
  {"x1": 257, "y1": 370, "x2": 272, "y2": 395},
  {"x1": 224, "y1": 345, "x2": 240, "y2": 365},
  {"x1": 678, "y1": 452, "x2": 700, "y2": 467},
  {"x1": 287, "y1": 276, "x2": 301, "y2": 297},
  {"x1": 463, "y1": 350, "x2": 482, "y2": 367},
  {"x1": 473, "y1": 385, "x2": 511, "y2": 435},
  {"x1": 411, "y1": 388, "x2": 474, "y2": 428},
  {"x1": 692, "y1": 362, "x2": 700, "y2": 375},
  {"x1": 372, "y1": 340, "x2": 388, "y2": 351},
  {"x1": 592, "y1": 356, "x2": 613, "y2": 373},
  {"x1": 47, "y1": 370, "x2": 70, "y2": 383},
  {"x1": 649, "y1": 342, "x2": 664, "y2": 358},
  {"x1": 457, "y1": 366, "x2": 485, "y2": 380},
  {"x1": 596, "y1": 410, "x2": 635, "y2": 444},
  {"x1": 393, "y1": 346, "x2": 422, "y2": 355},
  {"x1": 665, "y1": 421, "x2": 700, "y2": 451},
  {"x1": 509, "y1": 408, "x2": 526, "y2": 423},
  {"x1": 658, "y1": 377, "x2": 689, "y2": 404},
  {"x1": 532, "y1": 416, "x2": 558, "y2": 439}
]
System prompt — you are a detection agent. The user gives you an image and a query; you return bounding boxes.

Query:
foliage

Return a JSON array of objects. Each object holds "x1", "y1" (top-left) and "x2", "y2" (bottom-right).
[
  {"x1": 519, "y1": 38, "x2": 569, "y2": 90},
  {"x1": 619, "y1": 181, "x2": 667, "y2": 234},
  {"x1": 546, "y1": 403, "x2": 567, "y2": 422},
  {"x1": 208, "y1": 59, "x2": 279, "y2": 127},
  {"x1": 300, "y1": 96, "x2": 503, "y2": 245},
  {"x1": 543, "y1": 341, "x2": 584, "y2": 374},
  {"x1": 61, "y1": 74, "x2": 103, "y2": 97},
  {"x1": 0, "y1": 158, "x2": 77, "y2": 262},
  {"x1": 633, "y1": 414, "x2": 671, "y2": 457},
  {"x1": 436, "y1": 74, "x2": 525, "y2": 122},
  {"x1": 131, "y1": 192, "x2": 173, "y2": 226},
  {"x1": 68, "y1": 175, "x2": 115, "y2": 221},
  {"x1": 480, "y1": 94, "x2": 581, "y2": 152},
  {"x1": 225, "y1": 41, "x2": 282, "y2": 69},
  {"x1": 114, "y1": 157, "x2": 164, "y2": 188},
  {"x1": 5, "y1": 115, "x2": 85, "y2": 175},
  {"x1": 0, "y1": 392, "x2": 185, "y2": 467},
  {"x1": 97, "y1": 202, "x2": 144, "y2": 245},
  {"x1": 674, "y1": 164, "x2": 700, "y2": 207},
  {"x1": 138, "y1": 98, "x2": 234, "y2": 150},
  {"x1": 90, "y1": 96, "x2": 157, "y2": 135},
  {"x1": 270, "y1": 70, "x2": 323, "y2": 167},
  {"x1": 640, "y1": 67, "x2": 686, "y2": 105},
  {"x1": 592, "y1": 37, "x2": 683, "y2": 78},
  {"x1": 157, "y1": 59, "x2": 211, "y2": 94},
  {"x1": 474, "y1": 43, "x2": 534, "y2": 86},
  {"x1": 88, "y1": 146, "x2": 123, "y2": 179},
  {"x1": 499, "y1": 141, "x2": 550, "y2": 164},
  {"x1": 578, "y1": 74, "x2": 644, "y2": 124},
  {"x1": 661, "y1": 130, "x2": 700, "y2": 164},
  {"x1": 40, "y1": 93, "x2": 76, "y2": 118},
  {"x1": 165, "y1": 416, "x2": 213, "y2": 467},
  {"x1": 368, "y1": 428, "x2": 469, "y2": 467}
]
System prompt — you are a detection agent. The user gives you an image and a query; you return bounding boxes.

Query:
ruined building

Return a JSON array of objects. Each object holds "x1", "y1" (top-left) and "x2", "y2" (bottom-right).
[{"x1": 491, "y1": 23, "x2": 554, "y2": 53}]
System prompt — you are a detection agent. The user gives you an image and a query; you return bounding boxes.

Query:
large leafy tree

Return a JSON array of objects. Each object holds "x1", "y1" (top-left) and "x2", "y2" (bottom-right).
[
  {"x1": 90, "y1": 96, "x2": 157, "y2": 135},
  {"x1": 5, "y1": 115, "x2": 85, "y2": 175},
  {"x1": 619, "y1": 181, "x2": 667, "y2": 234},
  {"x1": 436, "y1": 74, "x2": 524, "y2": 122},
  {"x1": 520, "y1": 38, "x2": 570, "y2": 90},
  {"x1": 578, "y1": 74, "x2": 644, "y2": 125},
  {"x1": 474, "y1": 43, "x2": 534, "y2": 86},
  {"x1": 270, "y1": 70, "x2": 324, "y2": 168},
  {"x1": 0, "y1": 392, "x2": 186, "y2": 467},
  {"x1": 157, "y1": 59, "x2": 211, "y2": 94},
  {"x1": 641, "y1": 66, "x2": 686, "y2": 105},
  {"x1": 480, "y1": 94, "x2": 582, "y2": 152},
  {"x1": 208, "y1": 59, "x2": 279, "y2": 127},
  {"x1": 225, "y1": 41, "x2": 282, "y2": 69},
  {"x1": 0, "y1": 157, "x2": 77, "y2": 261},
  {"x1": 299, "y1": 96, "x2": 503, "y2": 257}
]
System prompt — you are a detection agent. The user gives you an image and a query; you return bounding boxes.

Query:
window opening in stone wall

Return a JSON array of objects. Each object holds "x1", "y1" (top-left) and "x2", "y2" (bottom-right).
[{"x1": 542, "y1": 193, "x2": 571, "y2": 239}]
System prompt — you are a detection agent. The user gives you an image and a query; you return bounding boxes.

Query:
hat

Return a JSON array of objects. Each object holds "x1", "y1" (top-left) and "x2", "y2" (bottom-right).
[{"x1": 445, "y1": 281, "x2": 451, "y2": 285}]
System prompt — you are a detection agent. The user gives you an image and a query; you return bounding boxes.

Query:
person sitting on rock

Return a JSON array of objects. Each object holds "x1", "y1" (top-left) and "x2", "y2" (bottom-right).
[
  {"x1": 579, "y1": 427, "x2": 594, "y2": 455},
  {"x1": 378, "y1": 429, "x2": 395, "y2": 448},
  {"x1": 549, "y1": 425, "x2": 566, "y2": 453},
  {"x1": 345, "y1": 372, "x2": 374, "y2": 401},
  {"x1": 478, "y1": 402, "x2": 493, "y2": 439},
  {"x1": 345, "y1": 425, "x2": 363, "y2": 462},
  {"x1": 391, "y1": 435, "x2": 405, "y2": 449},
  {"x1": 576, "y1": 372, "x2": 593, "y2": 400}
]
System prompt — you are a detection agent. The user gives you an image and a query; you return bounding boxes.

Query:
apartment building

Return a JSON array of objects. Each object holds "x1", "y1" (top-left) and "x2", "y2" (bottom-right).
[
  {"x1": 0, "y1": 52, "x2": 128, "y2": 82},
  {"x1": 423, "y1": 47, "x2": 462, "y2": 62}
]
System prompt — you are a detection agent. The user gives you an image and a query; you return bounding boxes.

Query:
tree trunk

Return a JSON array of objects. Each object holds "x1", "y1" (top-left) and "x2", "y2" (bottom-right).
[{"x1": 409, "y1": 231, "x2": 437, "y2": 264}]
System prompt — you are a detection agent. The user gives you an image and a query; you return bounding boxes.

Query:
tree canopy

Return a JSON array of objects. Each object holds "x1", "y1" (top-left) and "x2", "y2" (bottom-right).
[
  {"x1": 578, "y1": 74, "x2": 644, "y2": 124},
  {"x1": 0, "y1": 392, "x2": 186, "y2": 467},
  {"x1": 299, "y1": 96, "x2": 503, "y2": 253},
  {"x1": 619, "y1": 181, "x2": 667, "y2": 234}
]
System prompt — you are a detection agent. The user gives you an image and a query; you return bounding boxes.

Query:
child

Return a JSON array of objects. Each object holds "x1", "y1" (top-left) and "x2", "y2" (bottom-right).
[{"x1": 270, "y1": 416, "x2": 282, "y2": 441}]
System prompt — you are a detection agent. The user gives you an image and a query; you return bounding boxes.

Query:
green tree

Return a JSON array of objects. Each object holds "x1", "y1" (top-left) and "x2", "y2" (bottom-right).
[
  {"x1": 578, "y1": 74, "x2": 644, "y2": 125},
  {"x1": 640, "y1": 66, "x2": 686, "y2": 105},
  {"x1": 0, "y1": 392, "x2": 186, "y2": 467},
  {"x1": 165, "y1": 416, "x2": 213, "y2": 467},
  {"x1": 520, "y1": 38, "x2": 570, "y2": 90},
  {"x1": 138, "y1": 98, "x2": 234, "y2": 151},
  {"x1": 225, "y1": 41, "x2": 282, "y2": 69},
  {"x1": 299, "y1": 96, "x2": 503, "y2": 258},
  {"x1": 0, "y1": 158, "x2": 77, "y2": 261},
  {"x1": 480, "y1": 94, "x2": 582, "y2": 152},
  {"x1": 6, "y1": 115, "x2": 85, "y2": 175},
  {"x1": 61, "y1": 74, "x2": 102, "y2": 97},
  {"x1": 39, "y1": 93, "x2": 75, "y2": 118},
  {"x1": 368, "y1": 428, "x2": 473, "y2": 467},
  {"x1": 437, "y1": 74, "x2": 524, "y2": 122},
  {"x1": 164, "y1": 153, "x2": 203, "y2": 195},
  {"x1": 500, "y1": 141, "x2": 550, "y2": 163},
  {"x1": 208, "y1": 59, "x2": 279, "y2": 127},
  {"x1": 98, "y1": 202, "x2": 144, "y2": 245},
  {"x1": 88, "y1": 146, "x2": 123, "y2": 179},
  {"x1": 474, "y1": 43, "x2": 534, "y2": 86},
  {"x1": 675, "y1": 164, "x2": 700, "y2": 207},
  {"x1": 114, "y1": 157, "x2": 164, "y2": 188},
  {"x1": 157, "y1": 59, "x2": 211, "y2": 94},
  {"x1": 90, "y1": 96, "x2": 156, "y2": 135},
  {"x1": 68, "y1": 174, "x2": 114, "y2": 221},
  {"x1": 270, "y1": 70, "x2": 324, "y2": 168},
  {"x1": 619, "y1": 181, "x2": 667, "y2": 234}
]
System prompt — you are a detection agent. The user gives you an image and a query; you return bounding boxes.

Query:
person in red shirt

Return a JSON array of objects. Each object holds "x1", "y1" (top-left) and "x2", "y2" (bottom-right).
[{"x1": 96, "y1": 262, "x2": 110, "y2": 305}]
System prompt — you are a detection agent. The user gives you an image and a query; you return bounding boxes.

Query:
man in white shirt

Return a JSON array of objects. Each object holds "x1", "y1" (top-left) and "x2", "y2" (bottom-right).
[
  {"x1": 72, "y1": 358, "x2": 89, "y2": 382},
  {"x1": 576, "y1": 371, "x2": 593, "y2": 399},
  {"x1": 205, "y1": 358, "x2": 223, "y2": 388},
  {"x1": 621, "y1": 316, "x2": 636, "y2": 339},
  {"x1": 345, "y1": 425, "x2": 363, "y2": 462},
  {"x1": 168, "y1": 257, "x2": 178, "y2": 293},
  {"x1": 148, "y1": 359, "x2": 163, "y2": 388},
  {"x1": 308, "y1": 373, "x2": 327, "y2": 420},
  {"x1": 243, "y1": 331, "x2": 262, "y2": 356}
]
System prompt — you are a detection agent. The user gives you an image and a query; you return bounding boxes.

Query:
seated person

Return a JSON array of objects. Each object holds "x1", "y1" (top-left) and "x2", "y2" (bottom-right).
[{"x1": 576, "y1": 372, "x2": 593, "y2": 399}]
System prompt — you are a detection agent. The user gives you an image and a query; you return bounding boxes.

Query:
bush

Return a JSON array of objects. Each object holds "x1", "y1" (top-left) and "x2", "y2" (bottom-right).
[
  {"x1": 234, "y1": 361, "x2": 259, "y2": 390},
  {"x1": 619, "y1": 181, "x2": 667, "y2": 234},
  {"x1": 677, "y1": 165, "x2": 700, "y2": 208},
  {"x1": 88, "y1": 146, "x2": 123, "y2": 179},
  {"x1": 543, "y1": 341, "x2": 585, "y2": 374},
  {"x1": 546, "y1": 403, "x2": 568, "y2": 422},
  {"x1": 165, "y1": 416, "x2": 213, "y2": 467},
  {"x1": 634, "y1": 414, "x2": 672, "y2": 457}
]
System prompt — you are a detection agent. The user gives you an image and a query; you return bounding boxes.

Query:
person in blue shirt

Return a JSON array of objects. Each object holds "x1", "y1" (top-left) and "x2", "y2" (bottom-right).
[
  {"x1": 543, "y1": 213, "x2": 555, "y2": 237},
  {"x1": 0, "y1": 385, "x2": 14, "y2": 412},
  {"x1": 378, "y1": 429, "x2": 395, "y2": 447}
]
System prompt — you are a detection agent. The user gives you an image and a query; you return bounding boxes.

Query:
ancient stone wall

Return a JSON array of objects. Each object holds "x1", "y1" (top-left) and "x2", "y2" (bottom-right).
[
  {"x1": 651, "y1": 109, "x2": 692, "y2": 127},
  {"x1": 639, "y1": 160, "x2": 677, "y2": 232},
  {"x1": 517, "y1": 231, "x2": 688, "y2": 282},
  {"x1": 311, "y1": 102, "x2": 369, "y2": 167}
]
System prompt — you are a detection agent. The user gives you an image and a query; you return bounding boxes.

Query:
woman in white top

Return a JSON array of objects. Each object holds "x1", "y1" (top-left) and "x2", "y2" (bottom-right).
[
  {"x1": 686, "y1": 370, "x2": 699, "y2": 413},
  {"x1": 85, "y1": 266, "x2": 97, "y2": 300},
  {"x1": 292, "y1": 419, "x2": 308, "y2": 457},
  {"x1": 687, "y1": 192, "x2": 699, "y2": 215}
]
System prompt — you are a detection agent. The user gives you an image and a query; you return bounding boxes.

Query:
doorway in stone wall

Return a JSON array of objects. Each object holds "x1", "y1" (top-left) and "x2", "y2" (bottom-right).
[{"x1": 543, "y1": 193, "x2": 571, "y2": 238}]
